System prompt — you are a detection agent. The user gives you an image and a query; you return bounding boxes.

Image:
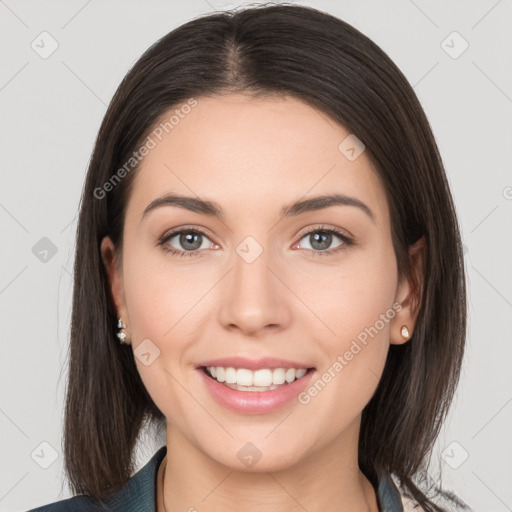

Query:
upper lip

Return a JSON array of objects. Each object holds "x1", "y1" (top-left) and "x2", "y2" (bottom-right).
[{"x1": 197, "y1": 357, "x2": 314, "y2": 371}]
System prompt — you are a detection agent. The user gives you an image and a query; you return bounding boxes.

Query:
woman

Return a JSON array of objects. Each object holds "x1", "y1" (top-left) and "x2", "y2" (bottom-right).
[{"x1": 29, "y1": 4, "x2": 469, "y2": 511}]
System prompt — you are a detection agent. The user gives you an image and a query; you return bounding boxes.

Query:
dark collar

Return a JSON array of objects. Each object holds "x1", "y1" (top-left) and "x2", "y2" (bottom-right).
[{"x1": 377, "y1": 470, "x2": 404, "y2": 511}]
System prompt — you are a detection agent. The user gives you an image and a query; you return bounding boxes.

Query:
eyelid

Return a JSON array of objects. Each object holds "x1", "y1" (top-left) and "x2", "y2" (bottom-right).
[
  {"x1": 294, "y1": 223, "x2": 353, "y2": 241},
  {"x1": 160, "y1": 224, "x2": 217, "y2": 245}
]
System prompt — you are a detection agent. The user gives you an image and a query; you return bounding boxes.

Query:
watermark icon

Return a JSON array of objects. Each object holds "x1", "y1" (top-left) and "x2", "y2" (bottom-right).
[
  {"x1": 93, "y1": 98, "x2": 198, "y2": 200},
  {"x1": 236, "y1": 236, "x2": 264, "y2": 264},
  {"x1": 441, "y1": 441, "x2": 469, "y2": 469},
  {"x1": 441, "y1": 31, "x2": 469, "y2": 60},
  {"x1": 134, "y1": 338, "x2": 161, "y2": 366},
  {"x1": 338, "y1": 134, "x2": 365, "y2": 161},
  {"x1": 237, "y1": 442, "x2": 263, "y2": 467},
  {"x1": 31, "y1": 31, "x2": 59, "y2": 59},
  {"x1": 503, "y1": 186, "x2": 512, "y2": 200},
  {"x1": 32, "y1": 237, "x2": 58, "y2": 263},
  {"x1": 31, "y1": 441, "x2": 59, "y2": 469},
  {"x1": 298, "y1": 302, "x2": 402, "y2": 404}
]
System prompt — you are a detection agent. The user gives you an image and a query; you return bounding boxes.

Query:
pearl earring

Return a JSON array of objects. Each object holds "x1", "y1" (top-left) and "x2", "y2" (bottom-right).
[
  {"x1": 400, "y1": 325, "x2": 410, "y2": 340},
  {"x1": 116, "y1": 318, "x2": 130, "y2": 345}
]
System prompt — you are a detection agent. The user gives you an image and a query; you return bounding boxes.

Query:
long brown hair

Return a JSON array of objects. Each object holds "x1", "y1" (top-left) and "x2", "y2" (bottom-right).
[{"x1": 63, "y1": 5, "x2": 468, "y2": 510}]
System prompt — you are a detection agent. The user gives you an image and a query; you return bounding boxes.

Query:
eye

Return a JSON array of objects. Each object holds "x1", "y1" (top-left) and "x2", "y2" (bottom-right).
[
  {"x1": 159, "y1": 228, "x2": 217, "y2": 258},
  {"x1": 293, "y1": 226, "x2": 353, "y2": 256},
  {"x1": 158, "y1": 225, "x2": 354, "y2": 258}
]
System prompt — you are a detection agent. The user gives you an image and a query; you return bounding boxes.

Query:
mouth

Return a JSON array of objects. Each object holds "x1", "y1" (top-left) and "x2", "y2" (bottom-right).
[{"x1": 200, "y1": 365, "x2": 315, "y2": 392}]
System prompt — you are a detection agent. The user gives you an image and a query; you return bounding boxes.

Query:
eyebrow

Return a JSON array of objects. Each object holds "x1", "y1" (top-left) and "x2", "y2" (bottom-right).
[{"x1": 141, "y1": 192, "x2": 375, "y2": 223}]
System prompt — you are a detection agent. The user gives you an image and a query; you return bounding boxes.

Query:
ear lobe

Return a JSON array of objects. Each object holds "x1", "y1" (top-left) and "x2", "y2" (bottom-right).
[
  {"x1": 390, "y1": 236, "x2": 427, "y2": 345},
  {"x1": 100, "y1": 236, "x2": 127, "y2": 319}
]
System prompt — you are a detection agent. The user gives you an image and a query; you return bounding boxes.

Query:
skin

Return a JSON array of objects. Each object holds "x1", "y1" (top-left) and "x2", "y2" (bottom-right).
[{"x1": 101, "y1": 93, "x2": 425, "y2": 512}]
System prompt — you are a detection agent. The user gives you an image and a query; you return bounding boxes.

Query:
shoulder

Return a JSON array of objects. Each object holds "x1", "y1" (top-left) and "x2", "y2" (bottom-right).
[{"x1": 26, "y1": 446, "x2": 167, "y2": 512}]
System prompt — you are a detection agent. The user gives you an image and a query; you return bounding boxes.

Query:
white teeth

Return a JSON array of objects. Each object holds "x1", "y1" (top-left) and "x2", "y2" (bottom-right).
[
  {"x1": 205, "y1": 366, "x2": 310, "y2": 387},
  {"x1": 236, "y1": 368, "x2": 253, "y2": 386},
  {"x1": 272, "y1": 368, "x2": 286, "y2": 385},
  {"x1": 216, "y1": 367, "x2": 226, "y2": 382},
  {"x1": 285, "y1": 368, "x2": 295, "y2": 383},
  {"x1": 224, "y1": 382, "x2": 280, "y2": 392},
  {"x1": 225, "y1": 367, "x2": 237, "y2": 384},
  {"x1": 253, "y1": 369, "x2": 273, "y2": 387},
  {"x1": 295, "y1": 368, "x2": 307, "y2": 379}
]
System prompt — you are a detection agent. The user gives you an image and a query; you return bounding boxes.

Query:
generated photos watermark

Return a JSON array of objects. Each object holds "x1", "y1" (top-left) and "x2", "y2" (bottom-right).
[
  {"x1": 93, "y1": 98, "x2": 198, "y2": 200},
  {"x1": 298, "y1": 301, "x2": 403, "y2": 404}
]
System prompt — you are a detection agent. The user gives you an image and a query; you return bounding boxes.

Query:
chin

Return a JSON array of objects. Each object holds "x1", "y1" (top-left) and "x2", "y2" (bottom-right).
[{"x1": 206, "y1": 441, "x2": 306, "y2": 473}]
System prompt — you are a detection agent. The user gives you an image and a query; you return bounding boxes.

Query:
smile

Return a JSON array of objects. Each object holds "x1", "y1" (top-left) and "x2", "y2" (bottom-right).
[
  {"x1": 203, "y1": 366, "x2": 310, "y2": 391},
  {"x1": 198, "y1": 364, "x2": 316, "y2": 414}
]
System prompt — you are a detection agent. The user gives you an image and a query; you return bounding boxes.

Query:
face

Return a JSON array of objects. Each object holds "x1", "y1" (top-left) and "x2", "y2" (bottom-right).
[{"x1": 101, "y1": 93, "x2": 420, "y2": 472}]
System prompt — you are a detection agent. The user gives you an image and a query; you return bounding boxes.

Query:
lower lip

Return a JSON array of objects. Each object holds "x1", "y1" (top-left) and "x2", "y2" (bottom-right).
[{"x1": 197, "y1": 368, "x2": 315, "y2": 415}]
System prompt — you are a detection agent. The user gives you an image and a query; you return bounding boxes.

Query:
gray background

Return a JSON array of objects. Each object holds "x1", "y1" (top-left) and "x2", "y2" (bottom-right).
[{"x1": 1, "y1": 1, "x2": 511, "y2": 511}]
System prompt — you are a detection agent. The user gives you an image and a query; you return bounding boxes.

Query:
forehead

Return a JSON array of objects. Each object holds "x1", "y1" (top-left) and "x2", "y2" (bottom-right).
[{"x1": 126, "y1": 93, "x2": 389, "y2": 227}]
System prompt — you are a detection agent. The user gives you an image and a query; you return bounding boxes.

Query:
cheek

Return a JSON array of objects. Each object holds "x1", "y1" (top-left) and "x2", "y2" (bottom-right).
[
  {"x1": 292, "y1": 240, "x2": 398, "y2": 347},
  {"x1": 120, "y1": 242, "x2": 217, "y2": 414},
  {"x1": 120, "y1": 243, "x2": 205, "y2": 424},
  {"x1": 121, "y1": 238, "x2": 214, "y2": 343},
  {"x1": 294, "y1": 242, "x2": 397, "y2": 415}
]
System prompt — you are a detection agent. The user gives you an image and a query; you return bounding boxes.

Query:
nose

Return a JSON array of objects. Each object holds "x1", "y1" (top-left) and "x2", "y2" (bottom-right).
[{"x1": 217, "y1": 245, "x2": 292, "y2": 336}]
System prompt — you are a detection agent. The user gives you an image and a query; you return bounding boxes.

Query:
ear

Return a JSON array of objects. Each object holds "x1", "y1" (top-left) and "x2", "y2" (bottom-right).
[
  {"x1": 100, "y1": 236, "x2": 129, "y2": 327},
  {"x1": 390, "y1": 236, "x2": 426, "y2": 345}
]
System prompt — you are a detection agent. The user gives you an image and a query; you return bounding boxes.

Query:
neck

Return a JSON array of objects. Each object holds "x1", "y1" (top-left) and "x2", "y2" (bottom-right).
[{"x1": 157, "y1": 419, "x2": 378, "y2": 512}]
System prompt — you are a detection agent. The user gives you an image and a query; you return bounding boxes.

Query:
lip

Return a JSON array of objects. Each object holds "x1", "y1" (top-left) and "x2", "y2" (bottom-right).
[
  {"x1": 197, "y1": 366, "x2": 316, "y2": 415},
  {"x1": 197, "y1": 356, "x2": 312, "y2": 371}
]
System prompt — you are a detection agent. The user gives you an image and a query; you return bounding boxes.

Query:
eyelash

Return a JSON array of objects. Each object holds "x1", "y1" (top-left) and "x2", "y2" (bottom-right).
[{"x1": 158, "y1": 225, "x2": 354, "y2": 259}]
